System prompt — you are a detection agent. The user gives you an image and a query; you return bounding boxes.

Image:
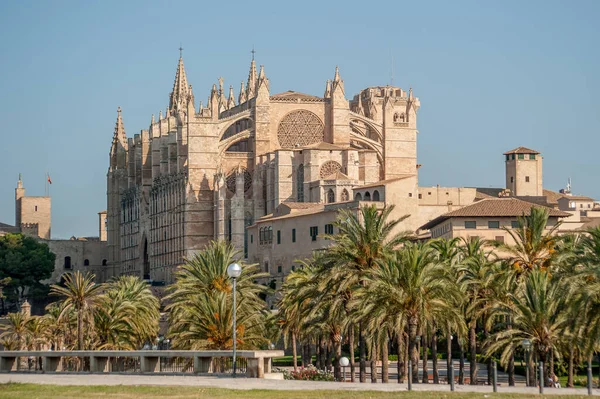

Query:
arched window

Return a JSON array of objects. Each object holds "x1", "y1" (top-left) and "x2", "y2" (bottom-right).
[
  {"x1": 84, "y1": 259, "x2": 90, "y2": 266},
  {"x1": 373, "y1": 190, "x2": 380, "y2": 201},
  {"x1": 364, "y1": 191, "x2": 371, "y2": 201},
  {"x1": 102, "y1": 259, "x2": 107, "y2": 266},
  {"x1": 259, "y1": 228, "x2": 264, "y2": 245},
  {"x1": 297, "y1": 164, "x2": 304, "y2": 202},
  {"x1": 355, "y1": 193, "x2": 362, "y2": 201},
  {"x1": 341, "y1": 189, "x2": 349, "y2": 202},
  {"x1": 64, "y1": 256, "x2": 72, "y2": 270},
  {"x1": 327, "y1": 189, "x2": 335, "y2": 204},
  {"x1": 268, "y1": 226, "x2": 273, "y2": 244}
]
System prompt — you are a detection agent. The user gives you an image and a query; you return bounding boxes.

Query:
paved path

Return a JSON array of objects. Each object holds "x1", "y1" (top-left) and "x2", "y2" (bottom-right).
[{"x1": 0, "y1": 373, "x2": 597, "y2": 395}]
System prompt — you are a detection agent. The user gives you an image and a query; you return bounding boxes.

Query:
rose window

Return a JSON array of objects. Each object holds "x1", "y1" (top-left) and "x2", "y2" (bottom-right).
[{"x1": 277, "y1": 110, "x2": 324, "y2": 148}]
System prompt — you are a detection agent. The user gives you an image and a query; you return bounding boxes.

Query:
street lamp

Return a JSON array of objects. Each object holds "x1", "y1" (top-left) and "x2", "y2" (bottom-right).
[
  {"x1": 340, "y1": 356, "x2": 350, "y2": 382},
  {"x1": 227, "y1": 262, "x2": 242, "y2": 377},
  {"x1": 521, "y1": 339, "x2": 531, "y2": 387}
]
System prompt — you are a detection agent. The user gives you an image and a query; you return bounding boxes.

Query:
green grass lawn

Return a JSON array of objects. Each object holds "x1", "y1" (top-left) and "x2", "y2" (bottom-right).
[{"x1": 0, "y1": 383, "x2": 593, "y2": 399}]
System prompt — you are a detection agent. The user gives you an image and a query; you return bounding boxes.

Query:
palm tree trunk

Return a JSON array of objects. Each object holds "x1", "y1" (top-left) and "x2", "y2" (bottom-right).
[
  {"x1": 432, "y1": 332, "x2": 439, "y2": 383},
  {"x1": 408, "y1": 320, "x2": 419, "y2": 383},
  {"x1": 446, "y1": 332, "x2": 452, "y2": 385},
  {"x1": 77, "y1": 305, "x2": 83, "y2": 351},
  {"x1": 292, "y1": 332, "x2": 298, "y2": 371},
  {"x1": 359, "y1": 324, "x2": 366, "y2": 383},
  {"x1": 422, "y1": 333, "x2": 429, "y2": 384},
  {"x1": 349, "y1": 325, "x2": 356, "y2": 382},
  {"x1": 567, "y1": 347, "x2": 574, "y2": 388},
  {"x1": 549, "y1": 347, "x2": 554, "y2": 384},
  {"x1": 316, "y1": 336, "x2": 322, "y2": 369},
  {"x1": 404, "y1": 332, "x2": 410, "y2": 382},
  {"x1": 326, "y1": 340, "x2": 332, "y2": 372},
  {"x1": 508, "y1": 353, "x2": 515, "y2": 386},
  {"x1": 370, "y1": 340, "x2": 378, "y2": 383},
  {"x1": 397, "y1": 332, "x2": 405, "y2": 383},
  {"x1": 334, "y1": 335, "x2": 342, "y2": 381},
  {"x1": 382, "y1": 334, "x2": 389, "y2": 383},
  {"x1": 459, "y1": 339, "x2": 465, "y2": 384},
  {"x1": 484, "y1": 325, "x2": 491, "y2": 385},
  {"x1": 320, "y1": 337, "x2": 327, "y2": 370},
  {"x1": 469, "y1": 322, "x2": 477, "y2": 385}
]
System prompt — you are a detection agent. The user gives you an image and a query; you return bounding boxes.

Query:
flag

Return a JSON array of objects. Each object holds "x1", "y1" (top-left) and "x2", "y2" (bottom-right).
[{"x1": 47, "y1": 175, "x2": 52, "y2": 184}]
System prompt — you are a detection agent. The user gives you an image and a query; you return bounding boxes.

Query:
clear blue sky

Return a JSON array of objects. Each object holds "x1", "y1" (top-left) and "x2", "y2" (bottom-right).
[{"x1": 1, "y1": 0, "x2": 599, "y2": 238}]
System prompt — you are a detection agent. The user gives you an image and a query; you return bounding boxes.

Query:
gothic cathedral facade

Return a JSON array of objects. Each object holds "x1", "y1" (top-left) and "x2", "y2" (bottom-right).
[{"x1": 107, "y1": 55, "x2": 420, "y2": 282}]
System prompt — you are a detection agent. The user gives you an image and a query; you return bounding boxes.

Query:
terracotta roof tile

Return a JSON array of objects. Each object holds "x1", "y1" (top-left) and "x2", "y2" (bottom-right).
[
  {"x1": 420, "y1": 198, "x2": 570, "y2": 230},
  {"x1": 503, "y1": 146, "x2": 540, "y2": 155}
]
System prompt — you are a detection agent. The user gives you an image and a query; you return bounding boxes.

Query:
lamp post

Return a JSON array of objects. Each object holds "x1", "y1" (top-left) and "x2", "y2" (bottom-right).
[
  {"x1": 340, "y1": 356, "x2": 350, "y2": 382},
  {"x1": 521, "y1": 339, "x2": 531, "y2": 387},
  {"x1": 227, "y1": 262, "x2": 242, "y2": 377}
]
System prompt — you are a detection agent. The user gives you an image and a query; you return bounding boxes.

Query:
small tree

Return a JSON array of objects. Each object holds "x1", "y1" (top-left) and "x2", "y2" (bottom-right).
[{"x1": 0, "y1": 234, "x2": 55, "y2": 309}]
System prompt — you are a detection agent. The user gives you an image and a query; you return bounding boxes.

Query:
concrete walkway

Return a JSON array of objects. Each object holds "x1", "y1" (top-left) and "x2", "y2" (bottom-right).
[{"x1": 0, "y1": 373, "x2": 597, "y2": 395}]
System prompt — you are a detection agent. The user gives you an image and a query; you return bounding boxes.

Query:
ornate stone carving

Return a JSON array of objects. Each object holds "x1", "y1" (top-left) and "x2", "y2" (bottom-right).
[
  {"x1": 277, "y1": 110, "x2": 324, "y2": 148},
  {"x1": 319, "y1": 161, "x2": 342, "y2": 179},
  {"x1": 226, "y1": 168, "x2": 252, "y2": 194}
]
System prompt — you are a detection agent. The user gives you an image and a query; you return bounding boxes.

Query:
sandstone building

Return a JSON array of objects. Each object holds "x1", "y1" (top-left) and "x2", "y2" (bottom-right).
[
  {"x1": 107, "y1": 54, "x2": 424, "y2": 283},
  {"x1": 106, "y1": 54, "x2": 598, "y2": 287},
  {"x1": 0, "y1": 176, "x2": 108, "y2": 284}
]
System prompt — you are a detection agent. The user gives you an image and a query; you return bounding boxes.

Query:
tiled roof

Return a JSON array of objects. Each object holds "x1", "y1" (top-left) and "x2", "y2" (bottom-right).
[
  {"x1": 474, "y1": 187, "x2": 504, "y2": 200},
  {"x1": 543, "y1": 189, "x2": 564, "y2": 205},
  {"x1": 356, "y1": 176, "x2": 413, "y2": 190},
  {"x1": 420, "y1": 198, "x2": 570, "y2": 230},
  {"x1": 270, "y1": 90, "x2": 321, "y2": 100},
  {"x1": 560, "y1": 195, "x2": 595, "y2": 201},
  {"x1": 503, "y1": 146, "x2": 540, "y2": 155},
  {"x1": 323, "y1": 171, "x2": 352, "y2": 181},
  {"x1": 580, "y1": 218, "x2": 600, "y2": 230}
]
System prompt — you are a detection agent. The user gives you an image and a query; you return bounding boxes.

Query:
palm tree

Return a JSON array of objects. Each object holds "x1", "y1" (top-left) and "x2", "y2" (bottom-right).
[
  {"x1": 278, "y1": 260, "x2": 321, "y2": 371},
  {"x1": 165, "y1": 241, "x2": 269, "y2": 350},
  {"x1": 0, "y1": 310, "x2": 30, "y2": 350},
  {"x1": 457, "y1": 237, "x2": 503, "y2": 385},
  {"x1": 485, "y1": 270, "x2": 570, "y2": 386},
  {"x1": 101, "y1": 276, "x2": 160, "y2": 347},
  {"x1": 359, "y1": 242, "x2": 464, "y2": 383},
  {"x1": 498, "y1": 206, "x2": 561, "y2": 275},
  {"x1": 431, "y1": 237, "x2": 462, "y2": 384},
  {"x1": 50, "y1": 271, "x2": 102, "y2": 350},
  {"x1": 325, "y1": 204, "x2": 410, "y2": 382}
]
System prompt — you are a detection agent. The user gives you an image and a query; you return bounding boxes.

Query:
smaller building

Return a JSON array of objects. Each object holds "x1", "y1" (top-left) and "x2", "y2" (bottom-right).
[{"x1": 419, "y1": 198, "x2": 571, "y2": 245}]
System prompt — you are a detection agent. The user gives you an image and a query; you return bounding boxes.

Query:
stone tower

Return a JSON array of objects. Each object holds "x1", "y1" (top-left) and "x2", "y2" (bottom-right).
[
  {"x1": 14, "y1": 175, "x2": 51, "y2": 239},
  {"x1": 504, "y1": 147, "x2": 543, "y2": 197}
]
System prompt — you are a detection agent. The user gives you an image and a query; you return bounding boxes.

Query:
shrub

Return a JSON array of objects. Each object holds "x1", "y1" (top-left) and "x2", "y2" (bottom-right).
[{"x1": 274, "y1": 365, "x2": 335, "y2": 381}]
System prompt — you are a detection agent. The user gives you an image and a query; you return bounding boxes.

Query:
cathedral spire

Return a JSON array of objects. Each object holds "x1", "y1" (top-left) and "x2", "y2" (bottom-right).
[
  {"x1": 113, "y1": 107, "x2": 127, "y2": 147},
  {"x1": 238, "y1": 81, "x2": 247, "y2": 104},
  {"x1": 324, "y1": 80, "x2": 332, "y2": 98},
  {"x1": 246, "y1": 59, "x2": 258, "y2": 99},
  {"x1": 227, "y1": 85, "x2": 236, "y2": 109},
  {"x1": 331, "y1": 65, "x2": 345, "y2": 97},
  {"x1": 169, "y1": 52, "x2": 190, "y2": 112},
  {"x1": 356, "y1": 91, "x2": 364, "y2": 115},
  {"x1": 110, "y1": 107, "x2": 127, "y2": 165},
  {"x1": 257, "y1": 65, "x2": 269, "y2": 93}
]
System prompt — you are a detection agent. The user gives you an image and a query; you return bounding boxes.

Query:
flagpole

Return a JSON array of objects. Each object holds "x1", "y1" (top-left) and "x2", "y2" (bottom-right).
[{"x1": 45, "y1": 172, "x2": 49, "y2": 196}]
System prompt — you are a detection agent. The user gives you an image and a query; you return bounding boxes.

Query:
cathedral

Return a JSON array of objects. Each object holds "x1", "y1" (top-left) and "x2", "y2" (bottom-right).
[{"x1": 107, "y1": 53, "x2": 421, "y2": 283}]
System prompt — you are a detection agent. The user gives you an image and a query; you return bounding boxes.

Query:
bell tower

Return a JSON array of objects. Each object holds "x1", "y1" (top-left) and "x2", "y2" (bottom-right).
[{"x1": 504, "y1": 147, "x2": 543, "y2": 197}]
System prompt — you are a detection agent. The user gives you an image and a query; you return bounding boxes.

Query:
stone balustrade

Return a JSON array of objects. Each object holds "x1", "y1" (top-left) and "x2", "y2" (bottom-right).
[{"x1": 0, "y1": 350, "x2": 283, "y2": 378}]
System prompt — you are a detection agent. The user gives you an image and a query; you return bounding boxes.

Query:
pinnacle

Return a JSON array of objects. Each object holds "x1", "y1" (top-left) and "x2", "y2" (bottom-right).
[{"x1": 169, "y1": 54, "x2": 190, "y2": 111}]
